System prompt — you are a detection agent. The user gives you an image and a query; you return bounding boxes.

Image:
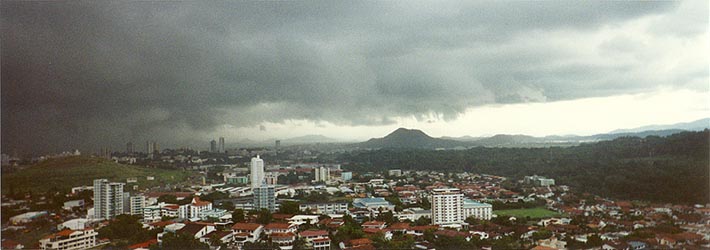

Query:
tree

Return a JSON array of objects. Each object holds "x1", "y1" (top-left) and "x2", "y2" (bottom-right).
[
  {"x1": 278, "y1": 200, "x2": 301, "y2": 214},
  {"x1": 157, "y1": 195, "x2": 178, "y2": 204},
  {"x1": 586, "y1": 234, "x2": 603, "y2": 248},
  {"x1": 256, "y1": 209, "x2": 273, "y2": 224},
  {"x1": 232, "y1": 209, "x2": 245, "y2": 223},
  {"x1": 157, "y1": 232, "x2": 209, "y2": 250},
  {"x1": 420, "y1": 197, "x2": 431, "y2": 210}
]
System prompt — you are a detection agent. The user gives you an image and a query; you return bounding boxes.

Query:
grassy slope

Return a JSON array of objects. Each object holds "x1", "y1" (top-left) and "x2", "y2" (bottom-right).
[
  {"x1": 493, "y1": 207, "x2": 564, "y2": 219},
  {"x1": 2, "y1": 156, "x2": 191, "y2": 194}
]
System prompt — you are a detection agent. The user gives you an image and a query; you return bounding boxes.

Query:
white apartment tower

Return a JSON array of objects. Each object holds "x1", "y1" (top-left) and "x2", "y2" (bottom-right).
[
  {"x1": 430, "y1": 188, "x2": 464, "y2": 226},
  {"x1": 314, "y1": 166, "x2": 330, "y2": 182},
  {"x1": 93, "y1": 179, "x2": 125, "y2": 220},
  {"x1": 250, "y1": 155, "x2": 265, "y2": 188}
]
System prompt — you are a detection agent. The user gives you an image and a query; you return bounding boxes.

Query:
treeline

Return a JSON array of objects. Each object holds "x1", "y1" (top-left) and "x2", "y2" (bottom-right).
[{"x1": 337, "y1": 130, "x2": 709, "y2": 204}]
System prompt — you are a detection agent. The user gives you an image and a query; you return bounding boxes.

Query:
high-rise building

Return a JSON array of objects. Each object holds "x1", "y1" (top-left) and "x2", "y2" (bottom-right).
[
  {"x1": 130, "y1": 195, "x2": 145, "y2": 216},
  {"x1": 146, "y1": 141, "x2": 153, "y2": 154},
  {"x1": 218, "y1": 137, "x2": 225, "y2": 152},
  {"x1": 250, "y1": 155, "x2": 264, "y2": 188},
  {"x1": 126, "y1": 142, "x2": 134, "y2": 154},
  {"x1": 275, "y1": 140, "x2": 281, "y2": 151},
  {"x1": 93, "y1": 179, "x2": 125, "y2": 220},
  {"x1": 314, "y1": 167, "x2": 330, "y2": 182},
  {"x1": 210, "y1": 140, "x2": 217, "y2": 153},
  {"x1": 430, "y1": 188, "x2": 464, "y2": 226},
  {"x1": 253, "y1": 185, "x2": 275, "y2": 212},
  {"x1": 341, "y1": 172, "x2": 353, "y2": 181}
]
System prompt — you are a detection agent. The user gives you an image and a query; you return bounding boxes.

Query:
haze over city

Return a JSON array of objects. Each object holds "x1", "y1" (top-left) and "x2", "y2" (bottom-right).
[{"x1": 2, "y1": 1, "x2": 708, "y2": 155}]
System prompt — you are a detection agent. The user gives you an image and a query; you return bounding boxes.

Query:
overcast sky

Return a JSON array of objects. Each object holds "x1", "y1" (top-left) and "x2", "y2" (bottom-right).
[{"x1": 2, "y1": 1, "x2": 708, "y2": 154}]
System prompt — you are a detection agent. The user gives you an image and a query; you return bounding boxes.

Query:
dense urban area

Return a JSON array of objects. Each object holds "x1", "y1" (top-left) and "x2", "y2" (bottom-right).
[{"x1": 1, "y1": 130, "x2": 709, "y2": 250}]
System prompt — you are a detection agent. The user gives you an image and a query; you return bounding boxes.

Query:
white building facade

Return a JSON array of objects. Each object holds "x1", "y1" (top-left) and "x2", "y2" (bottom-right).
[
  {"x1": 430, "y1": 188, "x2": 464, "y2": 226},
  {"x1": 93, "y1": 179, "x2": 125, "y2": 220},
  {"x1": 250, "y1": 155, "x2": 265, "y2": 188}
]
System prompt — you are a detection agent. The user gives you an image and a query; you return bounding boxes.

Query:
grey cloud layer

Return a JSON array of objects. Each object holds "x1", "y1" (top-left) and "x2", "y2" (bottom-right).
[{"x1": 2, "y1": 1, "x2": 706, "y2": 154}]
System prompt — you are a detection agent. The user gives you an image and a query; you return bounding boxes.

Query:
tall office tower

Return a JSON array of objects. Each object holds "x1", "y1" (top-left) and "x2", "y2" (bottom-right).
[
  {"x1": 314, "y1": 166, "x2": 330, "y2": 182},
  {"x1": 146, "y1": 141, "x2": 154, "y2": 153},
  {"x1": 93, "y1": 179, "x2": 125, "y2": 220},
  {"x1": 210, "y1": 140, "x2": 217, "y2": 153},
  {"x1": 253, "y1": 185, "x2": 275, "y2": 212},
  {"x1": 153, "y1": 141, "x2": 159, "y2": 153},
  {"x1": 218, "y1": 137, "x2": 225, "y2": 152},
  {"x1": 275, "y1": 140, "x2": 281, "y2": 151},
  {"x1": 126, "y1": 142, "x2": 134, "y2": 154},
  {"x1": 430, "y1": 188, "x2": 464, "y2": 226},
  {"x1": 250, "y1": 155, "x2": 265, "y2": 188}
]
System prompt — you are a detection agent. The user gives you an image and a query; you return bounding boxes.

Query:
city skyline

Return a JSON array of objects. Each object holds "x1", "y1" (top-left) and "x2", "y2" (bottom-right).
[{"x1": 2, "y1": 1, "x2": 708, "y2": 155}]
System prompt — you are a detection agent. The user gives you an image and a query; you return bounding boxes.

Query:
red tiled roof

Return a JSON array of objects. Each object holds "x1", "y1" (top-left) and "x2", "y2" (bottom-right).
[
  {"x1": 270, "y1": 232, "x2": 296, "y2": 239},
  {"x1": 362, "y1": 220, "x2": 385, "y2": 226},
  {"x1": 43, "y1": 229, "x2": 76, "y2": 240},
  {"x1": 163, "y1": 204, "x2": 180, "y2": 210},
  {"x1": 349, "y1": 238, "x2": 373, "y2": 246},
  {"x1": 264, "y1": 222, "x2": 292, "y2": 230},
  {"x1": 232, "y1": 223, "x2": 262, "y2": 231},
  {"x1": 531, "y1": 246, "x2": 558, "y2": 250},
  {"x1": 299, "y1": 230, "x2": 328, "y2": 237},
  {"x1": 388, "y1": 222, "x2": 410, "y2": 230},
  {"x1": 128, "y1": 239, "x2": 158, "y2": 249},
  {"x1": 363, "y1": 228, "x2": 384, "y2": 234},
  {"x1": 410, "y1": 225, "x2": 438, "y2": 231},
  {"x1": 1, "y1": 240, "x2": 22, "y2": 249},
  {"x1": 272, "y1": 214, "x2": 293, "y2": 220},
  {"x1": 312, "y1": 238, "x2": 331, "y2": 243},
  {"x1": 202, "y1": 231, "x2": 232, "y2": 240}
]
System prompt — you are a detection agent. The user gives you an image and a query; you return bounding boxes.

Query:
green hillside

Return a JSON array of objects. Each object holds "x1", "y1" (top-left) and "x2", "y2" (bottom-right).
[{"x1": 2, "y1": 156, "x2": 192, "y2": 194}]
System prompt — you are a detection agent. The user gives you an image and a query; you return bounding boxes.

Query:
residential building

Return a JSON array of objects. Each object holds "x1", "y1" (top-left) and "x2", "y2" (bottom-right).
[
  {"x1": 232, "y1": 223, "x2": 264, "y2": 248},
  {"x1": 299, "y1": 202, "x2": 349, "y2": 214},
  {"x1": 130, "y1": 195, "x2": 146, "y2": 216},
  {"x1": 93, "y1": 179, "x2": 125, "y2": 220},
  {"x1": 210, "y1": 140, "x2": 217, "y2": 153},
  {"x1": 264, "y1": 223, "x2": 298, "y2": 235},
  {"x1": 341, "y1": 172, "x2": 352, "y2": 181},
  {"x1": 352, "y1": 197, "x2": 395, "y2": 213},
  {"x1": 314, "y1": 167, "x2": 330, "y2": 182},
  {"x1": 299, "y1": 230, "x2": 330, "y2": 250},
  {"x1": 388, "y1": 169, "x2": 402, "y2": 177},
  {"x1": 62, "y1": 200, "x2": 85, "y2": 210},
  {"x1": 251, "y1": 155, "x2": 265, "y2": 188},
  {"x1": 253, "y1": 185, "x2": 276, "y2": 212},
  {"x1": 39, "y1": 228, "x2": 98, "y2": 250},
  {"x1": 463, "y1": 199, "x2": 493, "y2": 220},
  {"x1": 524, "y1": 175, "x2": 556, "y2": 186},
  {"x1": 430, "y1": 188, "x2": 464, "y2": 226},
  {"x1": 271, "y1": 233, "x2": 296, "y2": 250}
]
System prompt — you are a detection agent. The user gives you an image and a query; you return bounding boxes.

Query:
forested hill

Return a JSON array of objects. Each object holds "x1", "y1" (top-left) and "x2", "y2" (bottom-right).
[{"x1": 338, "y1": 130, "x2": 710, "y2": 204}]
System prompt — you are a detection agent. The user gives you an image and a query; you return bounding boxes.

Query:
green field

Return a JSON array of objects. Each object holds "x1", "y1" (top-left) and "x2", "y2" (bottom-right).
[
  {"x1": 494, "y1": 207, "x2": 564, "y2": 219},
  {"x1": 2, "y1": 156, "x2": 192, "y2": 194}
]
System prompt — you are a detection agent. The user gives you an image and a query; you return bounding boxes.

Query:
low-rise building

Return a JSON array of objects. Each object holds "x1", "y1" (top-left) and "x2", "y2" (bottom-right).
[
  {"x1": 463, "y1": 199, "x2": 493, "y2": 220},
  {"x1": 39, "y1": 228, "x2": 98, "y2": 250},
  {"x1": 299, "y1": 202, "x2": 349, "y2": 214}
]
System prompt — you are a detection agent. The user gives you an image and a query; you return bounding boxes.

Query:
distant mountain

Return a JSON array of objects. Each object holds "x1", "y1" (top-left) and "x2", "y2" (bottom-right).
[
  {"x1": 358, "y1": 128, "x2": 469, "y2": 149},
  {"x1": 281, "y1": 135, "x2": 340, "y2": 144},
  {"x1": 610, "y1": 118, "x2": 709, "y2": 134},
  {"x1": 441, "y1": 135, "x2": 484, "y2": 142}
]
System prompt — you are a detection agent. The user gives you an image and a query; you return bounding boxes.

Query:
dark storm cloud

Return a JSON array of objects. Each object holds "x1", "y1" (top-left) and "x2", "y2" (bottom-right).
[{"x1": 1, "y1": 1, "x2": 704, "y2": 154}]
